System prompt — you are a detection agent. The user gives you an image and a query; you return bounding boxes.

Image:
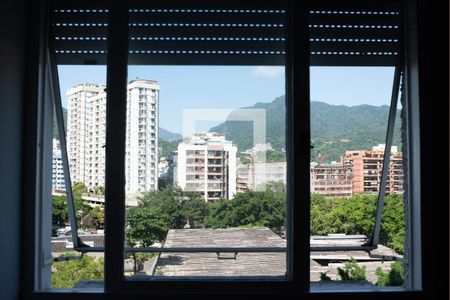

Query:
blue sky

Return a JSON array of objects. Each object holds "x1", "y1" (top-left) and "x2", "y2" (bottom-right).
[{"x1": 58, "y1": 66, "x2": 395, "y2": 134}]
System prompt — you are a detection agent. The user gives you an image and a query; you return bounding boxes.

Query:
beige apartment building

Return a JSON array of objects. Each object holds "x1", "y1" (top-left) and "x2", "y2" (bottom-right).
[
  {"x1": 310, "y1": 162, "x2": 353, "y2": 198},
  {"x1": 176, "y1": 133, "x2": 237, "y2": 202}
]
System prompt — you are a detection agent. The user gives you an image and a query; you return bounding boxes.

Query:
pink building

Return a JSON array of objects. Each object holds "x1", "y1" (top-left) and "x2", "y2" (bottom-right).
[{"x1": 343, "y1": 145, "x2": 404, "y2": 195}]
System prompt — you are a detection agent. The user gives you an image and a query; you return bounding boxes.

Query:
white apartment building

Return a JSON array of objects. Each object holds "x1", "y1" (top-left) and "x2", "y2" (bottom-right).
[
  {"x1": 176, "y1": 133, "x2": 237, "y2": 202},
  {"x1": 66, "y1": 80, "x2": 159, "y2": 203},
  {"x1": 125, "y1": 80, "x2": 159, "y2": 197},
  {"x1": 67, "y1": 83, "x2": 105, "y2": 185},
  {"x1": 52, "y1": 139, "x2": 65, "y2": 191}
]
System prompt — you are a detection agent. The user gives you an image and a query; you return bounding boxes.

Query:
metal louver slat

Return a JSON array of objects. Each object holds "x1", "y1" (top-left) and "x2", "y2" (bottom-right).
[
  {"x1": 50, "y1": 0, "x2": 287, "y2": 65},
  {"x1": 308, "y1": 0, "x2": 403, "y2": 66},
  {"x1": 309, "y1": 28, "x2": 401, "y2": 40},
  {"x1": 49, "y1": 0, "x2": 403, "y2": 66},
  {"x1": 310, "y1": 40, "x2": 400, "y2": 53}
]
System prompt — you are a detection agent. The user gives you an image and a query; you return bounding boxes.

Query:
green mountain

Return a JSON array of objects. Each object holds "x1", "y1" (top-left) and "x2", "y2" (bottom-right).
[
  {"x1": 159, "y1": 127, "x2": 182, "y2": 141},
  {"x1": 159, "y1": 138, "x2": 181, "y2": 159},
  {"x1": 210, "y1": 95, "x2": 286, "y2": 152},
  {"x1": 210, "y1": 95, "x2": 402, "y2": 162}
]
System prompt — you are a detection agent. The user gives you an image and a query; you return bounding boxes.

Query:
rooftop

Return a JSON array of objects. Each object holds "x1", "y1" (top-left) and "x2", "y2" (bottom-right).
[
  {"x1": 155, "y1": 227, "x2": 286, "y2": 277},
  {"x1": 52, "y1": 229, "x2": 402, "y2": 285}
]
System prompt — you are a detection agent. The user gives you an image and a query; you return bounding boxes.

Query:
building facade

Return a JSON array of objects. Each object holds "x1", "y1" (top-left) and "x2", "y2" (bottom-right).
[
  {"x1": 66, "y1": 80, "x2": 159, "y2": 203},
  {"x1": 310, "y1": 162, "x2": 353, "y2": 198},
  {"x1": 176, "y1": 133, "x2": 237, "y2": 202},
  {"x1": 125, "y1": 80, "x2": 159, "y2": 197},
  {"x1": 67, "y1": 83, "x2": 105, "y2": 185},
  {"x1": 343, "y1": 144, "x2": 404, "y2": 195},
  {"x1": 236, "y1": 162, "x2": 287, "y2": 193},
  {"x1": 52, "y1": 139, "x2": 65, "y2": 191}
]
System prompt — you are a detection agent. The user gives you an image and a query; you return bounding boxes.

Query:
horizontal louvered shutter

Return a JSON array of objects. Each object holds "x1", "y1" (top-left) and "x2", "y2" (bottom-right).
[
  {"x1": 50, "y1": 0, "x2": 287, "y2": 65},
  {"x1": 308, "y1": 0, "x2": 403, "y2": 66},
  {"x1": 49, "y1": 0, "x2": 403, "y2": 66}
]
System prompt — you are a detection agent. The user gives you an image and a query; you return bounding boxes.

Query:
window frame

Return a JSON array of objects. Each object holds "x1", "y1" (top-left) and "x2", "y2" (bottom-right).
[
  {"x1": 21, "y1": 0, "x2": 442, "y2": 298},
  {"x1": 102, "y1": 0, "x2": 309, "y2": 294}
]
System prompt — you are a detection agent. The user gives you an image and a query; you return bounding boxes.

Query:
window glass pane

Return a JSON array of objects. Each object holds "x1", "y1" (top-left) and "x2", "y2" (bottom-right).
[
  {"x1": 121, "y1": 0, "x2": 288, "y2": 280},
  {"x1": 309, "y1": 67, "x2": 407, "y2": 290},
  {"x1": 123, "y1": 66, "x2": 287, "y2": 279},
  {"x1": 50, "y1": 66, "x2": 106, "y2": 289}
]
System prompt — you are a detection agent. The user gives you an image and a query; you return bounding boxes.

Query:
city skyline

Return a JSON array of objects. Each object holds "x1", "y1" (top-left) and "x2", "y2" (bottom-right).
[{"x1": 58, "y1": 66, "x2": 396, "y2": 134}]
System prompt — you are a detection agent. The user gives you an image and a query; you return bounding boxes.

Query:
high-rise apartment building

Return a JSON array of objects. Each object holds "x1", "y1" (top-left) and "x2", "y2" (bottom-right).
[
  {"x1": 125, "y1": 80, "x2": 159, "y2": 196},
  {"x1": 176, "y1": 133, "x2": 237, "y2": 202},
  {"x1": 66, "y1": 80, "x2": 159, "y2": 203},
  {"x1": 52, "y1": 139, "x2": 65, "y2": 191},
  {"x1": 67, "y1": 83, "x2": 105, "y2": 185},
  {"x1": 343, "y1": 144, "x2": 404, "y2": 195}
]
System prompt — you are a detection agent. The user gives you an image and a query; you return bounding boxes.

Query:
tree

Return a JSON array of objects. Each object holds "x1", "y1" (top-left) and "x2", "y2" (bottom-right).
[
  {"x1": 138, "y1": 186, "x2": 187, "y2": 229},
  {"x1": 51, "y1": 253, "x2": 103, "y2": 288},
  {"x1": 126, "y1": 206, "x2": 167, "y2": 247},
  {"x1": 159, "y1": 138, "x2": 181, "y2": 159},
  {"x1": 52, "y1": 195, "x2": 69, "y2": 226},
  {"x1": 126, "y1": 206, "x2": 167, "y2": 274},
  {"x1": 72, "y1": 182, "x2": 87, "y2": 196},
  {"x1": 97, "y1": 186, "x2": 105, "y2": 195},
  {"x1": 205, "y1": 181, "x2": 286, "y2": 235},
  {"x1": 81, "y1": 207, "x2": 104, "y2": 230},
  {"x1": 237, "y1": 152, "x2": 251, "y2": 165},
  {"x1": 182, "y1": 197, "x2": 208, "y2": 228},
  {"x1": 255, "y1": 150, "x2": 286, "y2": 163},
  {"x1": 88, "y1": 185, "x2": 104, "y2": 195},
  {"x1": 52, "y1": 195, "x2": 92, "y2": 230},
  {"x1": 310, "y1": 193, "x2": 405, "y2": 254}
]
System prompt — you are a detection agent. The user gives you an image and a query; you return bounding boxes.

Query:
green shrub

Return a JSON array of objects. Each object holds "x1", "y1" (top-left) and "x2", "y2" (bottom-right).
[
  {"x1": 320, "y1": 272, "x2": 332, "y2": 281},
  {"x1": 375, "y1": 262, "x2": 404, "y2": 286},
  {"x1": 337, "y1": 258, "x2": 366, "y2": 281},
  {"x1": 154, "y1": 267, "x2": 164, "y2": 276}
]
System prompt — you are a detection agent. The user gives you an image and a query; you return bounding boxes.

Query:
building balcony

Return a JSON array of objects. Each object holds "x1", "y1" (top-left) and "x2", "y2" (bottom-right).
[
  {"x1": 207, "y1": 163, "x2": 224, "y2": 167},
  {"x1": 186, "y1": 178, "x2": 206, "y2": 182},
  {"x1": 188, "y1": 154, "x2": 205, "y2": 159},
  {"x1": 187, "y1": 170, "x2": 205, "y2": 175},
  {"x1": 186, "y1": 162, "x2": 206, "y2": 167}
]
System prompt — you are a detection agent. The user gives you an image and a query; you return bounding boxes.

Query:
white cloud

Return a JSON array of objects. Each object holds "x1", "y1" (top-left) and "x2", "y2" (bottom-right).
[{"x1": 251, "y1": 66, "x2": 284, "y2": 79}]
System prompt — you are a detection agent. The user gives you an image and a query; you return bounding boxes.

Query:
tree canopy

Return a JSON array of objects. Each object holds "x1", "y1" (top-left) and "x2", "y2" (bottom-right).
[
  {"x1": 81, "y1": 206, "x2": 104, "y2": 230},
  {"x1": 52, "y1": 195, "x2": 92, "y2": 228},
  {"x1": 137, "y1": 186, "x2": 208, "y2": 229},
  {"x1": 52, "y1": 254, "x2": 103, "y2": 288},
  {"x1": 310, "y1": 193, "x2": 405, "y2": 254},
  {"x1": 206, "y1": 181, "x2": 286, "y2": 235},
  {"x1": 126, "y1": 206, "x2": 167, "y2": 248}
]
